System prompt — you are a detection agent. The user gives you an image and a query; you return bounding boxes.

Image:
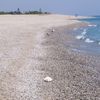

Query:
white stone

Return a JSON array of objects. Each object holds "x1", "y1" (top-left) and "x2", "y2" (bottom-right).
[{"x1": 44, "y1": 76, "x2": 53, "y2": 82}]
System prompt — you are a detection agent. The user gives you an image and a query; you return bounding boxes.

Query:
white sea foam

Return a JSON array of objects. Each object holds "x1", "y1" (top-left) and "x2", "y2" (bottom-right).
[
  {"x1": 76, "y1": 35, "x2": 85, "y2": 40},
  {"x1": 76, "y1": 29, "x2": 87, "y2": 40},
  {"x1": 88, "y1": 24, "x2": 97, "y2": 27},
  {"x1": 85, "y1": 38, "x2": 94, "y2": 43},
  {"x1": 81, "y1": 29, "x2": 87, "y2": 35},
  {"x1": 98, "y1": 42, "x2": 100, "y2": 45},
  {"x1": 72, "y1": 49, "x2": 81, "y2": 52}
]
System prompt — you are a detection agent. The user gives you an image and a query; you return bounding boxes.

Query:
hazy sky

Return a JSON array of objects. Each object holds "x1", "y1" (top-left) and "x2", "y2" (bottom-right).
[{"x1": 0, "y1": 0, "x2": 100, "y2": 15}]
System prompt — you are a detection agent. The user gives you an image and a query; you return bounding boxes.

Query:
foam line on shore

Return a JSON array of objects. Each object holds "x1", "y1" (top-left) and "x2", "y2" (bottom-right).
[{"x1": 85, "y1": 38, "x2": 94, "y2": 43}]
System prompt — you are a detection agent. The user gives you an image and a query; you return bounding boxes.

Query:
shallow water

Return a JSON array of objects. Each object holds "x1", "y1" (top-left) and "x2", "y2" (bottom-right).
[{"x1": 72, "y1": 17, "x2": 100, "y2": 55}]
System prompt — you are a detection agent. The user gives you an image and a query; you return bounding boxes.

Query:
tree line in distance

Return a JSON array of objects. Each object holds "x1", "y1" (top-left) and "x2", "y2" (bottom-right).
[{"x1": 0, "y1": 8, "x2": 51, "y2": 15}]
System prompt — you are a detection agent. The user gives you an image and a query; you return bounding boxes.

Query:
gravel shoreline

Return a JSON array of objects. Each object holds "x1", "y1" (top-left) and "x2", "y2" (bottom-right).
[
  {"x1": 0, "y1": 15, "x2": 100, "y2": 100},
  {"x1": 36, "y1": 23, "x2": 100, "y2": 100}
]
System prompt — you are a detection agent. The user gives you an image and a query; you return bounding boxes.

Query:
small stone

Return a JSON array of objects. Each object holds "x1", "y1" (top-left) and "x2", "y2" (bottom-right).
[
  {"x1": 52, "y1": 28, "x2": 55, "y2": 32},
  {"x1": 46, "y1": 33, "x2": 49, "y2": 36},
  {"x1": 44, "y1": 76, "x2": 53, "y2": 82}
]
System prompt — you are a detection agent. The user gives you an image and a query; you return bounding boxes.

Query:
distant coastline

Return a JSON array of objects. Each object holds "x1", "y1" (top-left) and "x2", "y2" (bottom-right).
[{"x1": 0, "y1": 8, "x2": 51, "y2": 15}]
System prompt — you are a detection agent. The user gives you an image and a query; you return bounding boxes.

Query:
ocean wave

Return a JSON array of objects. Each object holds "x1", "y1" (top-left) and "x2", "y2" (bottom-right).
[
  {"x1": 85, "y1": 38, "x2": 94, "y2": 43},
  {"x1": 81, "y1": 29, "x2": 87, "y2": 35},
  {"x1": 88, "y1": 24, "x2": 97, "y2": 27},
  {"x1": 72, "y1": 48, "x2": 82, "y2": 52},
  {"x1": 76, "y1": 29, "x2": 87, "y2": 40},
  {"x1": 76, "y1": 35, "x2": 85, "y2": 40}
]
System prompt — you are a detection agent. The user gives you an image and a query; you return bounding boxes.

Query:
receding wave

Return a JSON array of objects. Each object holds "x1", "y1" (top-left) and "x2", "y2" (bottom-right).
[
  {"x1": 81, "y1": 29, "x2": 87, "y2": 35},
  {"x1": 76, "y1": 35, "x2": 85, "y2": 40},
  {"x1": 88, "y1": 24, "x2": 97, "y2": 27},
  {"x1": 85, "y1": 38, "x2": 94, "y2": 43},
  {"x1": 76, "y1": 29, "x2": 87, "y2": 40}
]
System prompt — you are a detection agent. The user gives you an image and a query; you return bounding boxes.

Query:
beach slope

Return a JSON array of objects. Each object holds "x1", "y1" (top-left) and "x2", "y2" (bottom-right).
[{"x1": 0, "y1": 15, "x2": 99, "y2": 100}]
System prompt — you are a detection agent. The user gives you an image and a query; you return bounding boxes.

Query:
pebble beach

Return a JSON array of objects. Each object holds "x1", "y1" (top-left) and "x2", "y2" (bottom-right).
[{"x1": 0, "y1": 15, "x2": 100, "y2": 100}]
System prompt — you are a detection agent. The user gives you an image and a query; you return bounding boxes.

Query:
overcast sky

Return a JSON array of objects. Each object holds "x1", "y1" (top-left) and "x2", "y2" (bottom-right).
[{"x1": 0, "y1": 0, "x2": 100, "y2": 16}]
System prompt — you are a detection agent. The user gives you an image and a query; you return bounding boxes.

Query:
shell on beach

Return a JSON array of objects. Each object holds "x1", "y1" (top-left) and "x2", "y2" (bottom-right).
[{"x1": 44, "y1": 76, "x2": 53, "y2": 82}]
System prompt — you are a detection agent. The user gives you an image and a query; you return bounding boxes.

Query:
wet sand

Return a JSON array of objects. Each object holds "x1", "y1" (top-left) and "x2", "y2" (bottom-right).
[{"x1": 0, "y1": 15, "x2": 100, "y2": 100}]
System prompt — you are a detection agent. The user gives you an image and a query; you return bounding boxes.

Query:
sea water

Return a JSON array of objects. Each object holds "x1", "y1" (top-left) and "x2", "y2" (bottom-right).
[{"x1": 73, "y1": 16, "x2": 100, "y2": 55}]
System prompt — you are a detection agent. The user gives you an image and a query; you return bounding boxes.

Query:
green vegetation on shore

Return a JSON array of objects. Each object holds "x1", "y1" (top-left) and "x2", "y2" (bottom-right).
[{"x1": 0, "y1": 8, "x2": 50, "y2": 15}]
